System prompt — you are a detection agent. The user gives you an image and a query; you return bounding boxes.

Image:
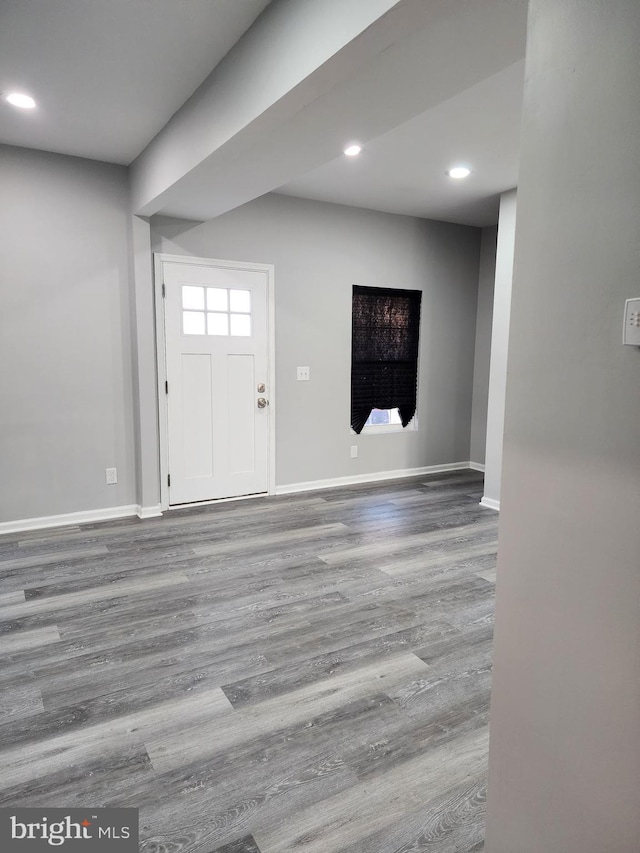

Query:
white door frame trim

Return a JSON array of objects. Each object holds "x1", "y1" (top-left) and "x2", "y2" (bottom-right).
[{"x1": 153, "y1": 252, "x2": 276, "y2": 511}]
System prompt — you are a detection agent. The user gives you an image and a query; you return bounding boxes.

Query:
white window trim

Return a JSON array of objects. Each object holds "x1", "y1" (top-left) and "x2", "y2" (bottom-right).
[{"x1": 351, "y1": 416, "x2": 418, "y2": 435}]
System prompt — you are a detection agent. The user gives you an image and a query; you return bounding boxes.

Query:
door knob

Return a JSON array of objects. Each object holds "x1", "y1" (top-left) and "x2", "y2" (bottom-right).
[{"x1": 257, "y1": 397, "x2": 269, "y2": 408}]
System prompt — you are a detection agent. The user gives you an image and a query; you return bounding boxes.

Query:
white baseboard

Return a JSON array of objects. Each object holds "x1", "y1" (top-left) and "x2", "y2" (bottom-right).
[
  {"x1": 137, "y1": 504, "x2": 163, "y2": 520},
  {"x1": 469, "y1": 462, "x2": 486, "y2": 473},
  {"x1": 275, "y1": 462, "x2": 474, "y2": 496},
  {"x1": 0, "y1": 504, "x2": 140, "y2": 536},
  {"x1": 1, "y1": 463, "x2": 485, "y2": 534},
  {"x1": 480, "y1": 496, "x2": 500, "y2": 511}
]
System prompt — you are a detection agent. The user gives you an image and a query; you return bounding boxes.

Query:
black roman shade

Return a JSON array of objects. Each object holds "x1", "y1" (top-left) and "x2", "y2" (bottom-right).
[{"x1": 351, "y1": 285, "x2": 422, "y2": 434}]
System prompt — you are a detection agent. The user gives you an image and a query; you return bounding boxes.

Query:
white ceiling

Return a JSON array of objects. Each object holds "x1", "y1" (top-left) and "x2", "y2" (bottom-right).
[
  {"x1": 276, "y1": 60, "x2": 525, "y2": 227},
  {"x1": 0, "y1": 0, "x2": 527, "y2": 226},
  {"x1": 0, "y1": 0, "x2": 272, "y2": 163}
]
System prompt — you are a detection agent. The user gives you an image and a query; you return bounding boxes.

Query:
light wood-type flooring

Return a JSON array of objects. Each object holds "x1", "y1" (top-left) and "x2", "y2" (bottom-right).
[{"x1": 0, "y1": 470, "x2": 498, "y2": 853}]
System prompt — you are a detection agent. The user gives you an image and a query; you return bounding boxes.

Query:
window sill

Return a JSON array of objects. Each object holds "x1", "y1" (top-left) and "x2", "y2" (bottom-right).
[{"x1": 351, "y1": 421, "x2": 417, "y2": 436}]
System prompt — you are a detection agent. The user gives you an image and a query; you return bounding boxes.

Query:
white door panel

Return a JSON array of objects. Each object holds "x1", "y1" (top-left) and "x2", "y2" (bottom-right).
[
  {"x1": 182, "y1": 353, "x2": 214, "y2": 480},
  {"x1": 227, "y1": 354, "x2": 256, "y2": 474},
  {"x1": 161, "y1": 259, "x2": 270, "y2": 504}
]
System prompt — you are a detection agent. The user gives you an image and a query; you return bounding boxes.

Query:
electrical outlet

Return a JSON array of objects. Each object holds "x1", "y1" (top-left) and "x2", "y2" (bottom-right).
[
  {"x1": 297, "y1": 366, "x2": 310, "y2": 381},
  {"x1": 105, "y1": 467, "x2": 118, "y2": 485},
  {"x1": 350, "y1": 445, "x2": 358, "y2": 458},
  {"x1": 623, "y1": 298, "x2": 640, "y2": 345}
]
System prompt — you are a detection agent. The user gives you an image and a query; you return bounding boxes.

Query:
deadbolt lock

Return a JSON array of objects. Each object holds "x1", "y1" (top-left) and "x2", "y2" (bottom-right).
[{"x1": 257, "y1": 383, "x2": 266, "y2": 393}]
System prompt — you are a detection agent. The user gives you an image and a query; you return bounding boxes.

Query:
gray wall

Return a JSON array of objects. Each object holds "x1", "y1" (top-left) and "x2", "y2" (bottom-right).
[
  {"x1": 469, "y1": 225, "x2": 497, "y2": 466},
  {"x1": 485, "y1": 2, "x2": 640, "y2": 852},
  {"x1": 0, "y1": 150, "x2": 482, "y2": 522},
  {"x1": 0, "y1": 145, "x2": 137, "y2": 521},
  {"x1": 152, "y1": 194, "x2": 481, "y2": 487},
  {"x1": 482, "y1": 190, "x2": 516, "y2": 507}
]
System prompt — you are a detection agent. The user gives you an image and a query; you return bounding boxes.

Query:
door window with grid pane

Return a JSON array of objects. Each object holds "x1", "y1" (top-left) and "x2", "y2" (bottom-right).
[{"x1": 182, "y1": 286, "x2": 252, "y2": 337}]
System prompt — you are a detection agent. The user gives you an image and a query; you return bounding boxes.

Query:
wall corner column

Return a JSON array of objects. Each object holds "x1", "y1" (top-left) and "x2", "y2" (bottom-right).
[
  {"x1": 481, "y1": 189, "x2": 517, "y2": 511},
  {"x1": 130, "y1": 214, "x2": 161, "y2": 516}
]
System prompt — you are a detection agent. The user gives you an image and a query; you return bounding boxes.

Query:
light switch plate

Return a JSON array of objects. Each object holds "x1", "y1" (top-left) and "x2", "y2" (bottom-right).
[
  {"x1": 623, "y1": 298, "x2": 640, "y2": 345},
  {"x1": 297, "y1": 366, "x2": 310, "y2": 381}
]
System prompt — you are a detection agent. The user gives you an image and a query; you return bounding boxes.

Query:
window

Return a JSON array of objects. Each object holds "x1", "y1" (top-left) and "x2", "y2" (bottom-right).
[
  {"x1": 364, "y1": 407, "x2": 402, "y2": 427},
  {"x1": 182, "y1": 286, "x2": 251, "y2": 336},
  {"x1": 351, "y1": 286, "x2": 422, "y2": 434}
]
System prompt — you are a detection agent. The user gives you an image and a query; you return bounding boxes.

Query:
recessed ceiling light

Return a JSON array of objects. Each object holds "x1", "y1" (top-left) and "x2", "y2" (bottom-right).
[
  {"x1": 5, "y1": 92, "x2": 36, "y2": 109},
  {"x1": 344, "y1": 144, "x2": 362, "y2": 157},
  {"x1": 447, "y1": 165, "x2": 471, "y2": 179}
]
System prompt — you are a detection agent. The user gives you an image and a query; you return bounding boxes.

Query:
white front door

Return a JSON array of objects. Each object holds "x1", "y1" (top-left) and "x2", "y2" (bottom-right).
[{"x1": 160, "y1": 257, "x2": 272, "y2": 505}]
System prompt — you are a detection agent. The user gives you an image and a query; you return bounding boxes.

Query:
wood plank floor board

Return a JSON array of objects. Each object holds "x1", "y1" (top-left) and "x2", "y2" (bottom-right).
[
  {"x1": 0, "y1": 550, "x2": 196, "y2": 594},
  {"x1": 388, "y1": 664, "x2": 492, "y2": 721},
  {"x1": 0, "y1": 547, "x2": 111, "y2": 584},
  {"x1": 137, "y1": 745, "x2": 360, "y2": 852},
  {"x1": 36, "y1": 636, "x2": 273, "y2": 713},
  {"x1": 0, "y1": 590, "x2": 26, "y2": 606},
  {"x1": 58, "y1": 604, "x2": 201, "y2": 645},
  {"x1": 0, "y1": 681, "x2": 44, "y2": 724},
  {"x1": 145, "y1": 652, "x2": 432, "y2": 773},
  {"x1": 317, "y1": 518, "x2": 497, "y2": 566},
  {"x1": 1, "y1": 571, "x2": 191, "y2": 619},
  {"x1": 388, "y1": 490, "x2": 480, "y2": 507},
  {"x1": 252, "y1": 727, "x2": 489, "y2": 853},
  {"x1": 209, "y1": 837, "x2": 263, "y2": 853},
  {"x1": 69, "y1": 693, "x2": 401, "y2": 851},
  {"x1": 31, "y1": 596, "x2": 449, "y2": 714},
  {"x1": 220, "y1": 619, "x2": 458, "y2": 709},
  {"x1": 0, "y1": 687, "x2": 234, "y2": 792},
  {"x1": 0, "y1": 542, "x2": 110, "y2": 564},
  {"x1": 139, "y1": 676, "x2": 480, "y2": 853},
  {"x1": 102, "y1": 516, "x2": 348, "y2": 558},
  {"x1": 375, "y1": 541, "x2": 498, "y2": 579},
  {"x1": 0, "y1": 743, "x2": 155, "y2": 810},
  {"x1": 45, "y1": 696, "x2": 400, "y2": 849},
  {"x1": 0, "y1": 473, "x2": 497, "y2": 852},
  {"x1": 343, "y1": 698, "x2": 490, "y2": 784},
  {"x1": 20, "y1": 568, "x2": 190, "y2": 602},
  {"x1": 0, "y1": 587, "x2": 204, "y2": 640},
  {"x1": 81, "y1": 684, "x2": 474, "y2": 852},
  {"x1": 333, "y1": 774, "x2": 487, "y2": 853},
  {"x1": 338, "y1": 500, "x2": 490, "y2": 536},
  {"x1": 475, "y1": 567, "x2": 497, "y2": 584},
  {"x1": 191, "y1": 524, "x2": 351, "y2": 561},
  {"x1": 414, "y1": 621, "x2": 494, "y2": 666},
  {"x1": 0, "y1": 624, "x2": 61, "y2": 653},
  {"x1": 255, "y1": 610, "x2": 448, "y2": 671},
  {"x1": 137, "y1": 502, "x2": 331, "y2": 545},
  {"x1": 0, "y1": 654, "x2": 261, "y2": 750}
]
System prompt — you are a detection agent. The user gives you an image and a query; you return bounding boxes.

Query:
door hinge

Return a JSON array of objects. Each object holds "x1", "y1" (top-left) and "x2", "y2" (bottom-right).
[
  {"x1": 162, "y1": 282, "x2": 166, "y2": 298},
  {"x1": 168, "y1": 474, "x2": 171, "y2": 487},
  {"x1": 165, "y1": 380, "x2": 169, "y2": 394}
]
